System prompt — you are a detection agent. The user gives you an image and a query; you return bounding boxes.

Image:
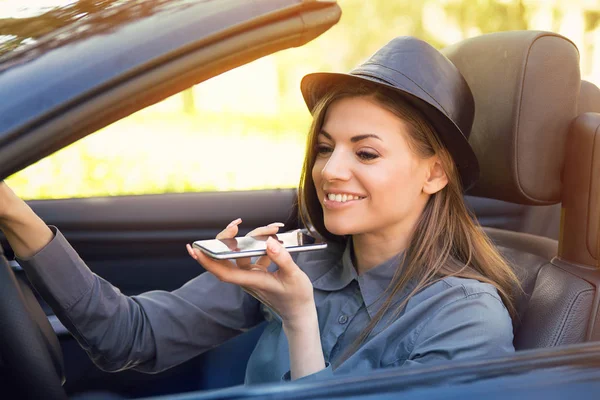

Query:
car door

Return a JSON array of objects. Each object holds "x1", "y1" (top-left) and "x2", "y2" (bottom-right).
[{"x1": 0, "y1": 0, "x2": 341, "y2": 397}]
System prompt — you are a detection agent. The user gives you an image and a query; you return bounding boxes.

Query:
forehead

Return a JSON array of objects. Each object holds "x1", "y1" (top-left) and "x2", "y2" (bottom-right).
[{"x1": 321, "y1": 96, "x2": 408, "y2": 140}]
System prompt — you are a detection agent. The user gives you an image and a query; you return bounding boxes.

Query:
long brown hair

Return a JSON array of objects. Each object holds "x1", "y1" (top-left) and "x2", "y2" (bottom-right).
[{"x1": 298, "y1": 81, "x2": 521, "y2": 359}]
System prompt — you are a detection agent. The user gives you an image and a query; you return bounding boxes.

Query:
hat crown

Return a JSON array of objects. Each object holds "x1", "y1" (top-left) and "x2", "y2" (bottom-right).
[{"x1": 350, "y1": 37, "x2": 475, "y2": 140}]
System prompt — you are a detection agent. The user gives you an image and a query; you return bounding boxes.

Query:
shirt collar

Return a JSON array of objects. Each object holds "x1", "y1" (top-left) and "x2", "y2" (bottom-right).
[
  {"x1": 295, "y1": 238, "x2": 353, "y2": 291},
  {"x1": 348, "y1": 242, "x2": 408, "y2": 319},
  {"x1": 301, "y1": 240, "x2": 354, "y2": 291},
  {"x1": 304, "y1": 239, "x2": 411, "y2": 319}
]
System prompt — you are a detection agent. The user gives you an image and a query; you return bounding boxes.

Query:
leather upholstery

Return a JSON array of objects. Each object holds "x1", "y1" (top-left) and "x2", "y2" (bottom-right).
[
  {"x1": 560, "y1": 113, "x2": 600, "y2": 267},
  {"x1": 514, "y1": 262, "x2": 594, "y2": 349},
  {"x1": 483, "y1": 228, "x2": 593, "y2": 349},
  {"x1": 579, "y1": 80, "x2": 600, "y2": 114},
  {"x1": 444, "y1": 31, "x2": 580, "y2": 205},
  {"x1": 469, "y1": 197, "x2": 560, "y2": 240},
  {"x1": 449, "y1": 31, "x2": 600, "y2": 351},
  {"x1": 465, "y1": 79, "x2": 600, "y2": 241}
]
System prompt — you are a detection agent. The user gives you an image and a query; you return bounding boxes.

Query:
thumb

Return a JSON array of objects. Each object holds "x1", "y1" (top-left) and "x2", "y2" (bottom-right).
[{"x1": 265, "y1": 236, "x2": 296, "y2": 273}]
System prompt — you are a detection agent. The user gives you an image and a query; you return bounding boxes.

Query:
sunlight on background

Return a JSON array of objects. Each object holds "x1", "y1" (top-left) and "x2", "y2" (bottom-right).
[{"x1": 4, "y1": 0, "x2": 600, "y2": 199}]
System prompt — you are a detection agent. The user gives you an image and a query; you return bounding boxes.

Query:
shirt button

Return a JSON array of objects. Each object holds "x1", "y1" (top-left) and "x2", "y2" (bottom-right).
[{"x1": 338, "y1": 315, "x2": 349, "y2": 324}]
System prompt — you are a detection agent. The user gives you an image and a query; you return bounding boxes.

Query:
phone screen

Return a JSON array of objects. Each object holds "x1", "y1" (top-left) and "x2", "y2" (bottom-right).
[{"x1": 193, "y1": 230, "x2": 326, "y2": 259}]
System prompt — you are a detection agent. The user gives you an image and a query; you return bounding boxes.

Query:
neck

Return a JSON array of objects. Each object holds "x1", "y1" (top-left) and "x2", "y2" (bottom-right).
[
  {"x1": 350, "y1": 196, "x2": 428, "y2": 274},
  {"x1": 351, "y1": 228, "x2": 411, "y2": 275}
]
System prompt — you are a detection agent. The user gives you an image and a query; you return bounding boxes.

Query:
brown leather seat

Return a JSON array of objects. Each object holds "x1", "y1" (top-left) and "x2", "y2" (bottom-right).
[
  {"x1": 444, "y1": 31, "x2": 600, "y2": 350},
  {"x1": 465, "y1": 79, "x2": 600, "y2": 241}
]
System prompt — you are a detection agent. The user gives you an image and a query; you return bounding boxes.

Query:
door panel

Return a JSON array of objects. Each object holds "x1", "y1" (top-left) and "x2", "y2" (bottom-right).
[
  {"x1": 16, "y1": 189, "x2": 299, "y2": 294},
  {"x1": 3, "y1": 188, "x2": 299, "y2": 397}
]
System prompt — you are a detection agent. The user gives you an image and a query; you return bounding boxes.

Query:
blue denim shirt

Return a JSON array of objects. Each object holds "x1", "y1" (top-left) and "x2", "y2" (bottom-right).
[{"x1": 19, "y1": 227, "x2": 514, "y2": 384}]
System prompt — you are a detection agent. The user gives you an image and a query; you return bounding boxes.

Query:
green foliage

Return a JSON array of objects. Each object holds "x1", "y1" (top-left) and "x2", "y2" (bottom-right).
[
  {"x1": 6, "y1": 0, "x2": 594, "y2": 200},
  {"x1": 6, "y1": 111, "x2": 311, "y2": 200}
]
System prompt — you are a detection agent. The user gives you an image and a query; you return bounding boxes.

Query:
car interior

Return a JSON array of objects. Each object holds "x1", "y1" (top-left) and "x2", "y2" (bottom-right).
[
  {"x1": 1, "y1": 27, "x2": 600, "y2": 399},
  {"x1": 193, "y1": 29, "x2": 600, "y2": 389},
  {"x1": 444, "y1": 30, "x2": 600, "y2": 349}
]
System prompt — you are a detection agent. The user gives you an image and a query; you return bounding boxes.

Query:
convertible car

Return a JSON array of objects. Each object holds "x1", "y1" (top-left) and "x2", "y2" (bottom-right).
[{"x1": 1, "y1": 0, "x2": 600, "y2": 399}]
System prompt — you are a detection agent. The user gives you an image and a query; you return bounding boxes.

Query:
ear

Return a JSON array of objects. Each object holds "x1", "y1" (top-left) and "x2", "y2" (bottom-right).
[{"x1": 422, "y1": 157, "x2": 448, "y2": 195}]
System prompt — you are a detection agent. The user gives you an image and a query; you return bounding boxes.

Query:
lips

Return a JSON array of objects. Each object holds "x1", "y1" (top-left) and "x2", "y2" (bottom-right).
[{"x1": 321, "y1": 190, "x2": 367, "y2": 210}]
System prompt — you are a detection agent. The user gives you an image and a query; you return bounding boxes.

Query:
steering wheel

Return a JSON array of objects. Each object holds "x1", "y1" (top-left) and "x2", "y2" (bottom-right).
[{"x1": 0, "y1": 246, "x2": 67, "y2": 400}]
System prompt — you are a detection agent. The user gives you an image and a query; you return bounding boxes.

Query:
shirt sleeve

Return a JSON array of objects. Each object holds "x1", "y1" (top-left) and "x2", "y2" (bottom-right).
[
  {"x1": 404, "y1": 291, "x2": 515, "y2": 367},
  {"x1": 17, "y1": 226, "x2": 264, "y2": 373},
  {"x1": 280, "y1": 363, "x2": 333, "y2": 382}
]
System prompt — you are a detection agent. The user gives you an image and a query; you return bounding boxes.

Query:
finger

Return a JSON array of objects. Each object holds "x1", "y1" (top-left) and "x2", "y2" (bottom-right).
[
  {"x1": 254, "y1": 255, "x2": 273, "y2": 269},
  {"x1": 186, "y1": 244, "x2": 198, "y2": 261},
  {"x1": 237, "y1": 222, "x2": 284, "y2": 267},
  {"x1": 265, "y1": 236, "x2": 298, "y2": 274},
  {"x1": 234, "y1": 243, "x2": 280, "y2": 269},
  {"x1": 245, "y1": 222, "x2": 284, "y2": 237},
  {"x1": 195, "y1": 248, "x2": 271, "y2": 289},
  {"x1": 193, "y1": 247, "x2": 235, "y2": 269},
  {"x1": 216, "y1": 218, "x2": 242, "y2": 240},
  {"x1": 236, "y1": 256, "x2": 253, "y2": 270},
  {"x1": 237, "y1": 254, "x2": 271, "y2": 272}
]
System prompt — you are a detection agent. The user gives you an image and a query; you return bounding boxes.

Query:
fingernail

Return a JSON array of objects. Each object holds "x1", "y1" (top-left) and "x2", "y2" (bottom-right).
[
  {"x1": 269, "y1": 222, "x2": 285, "y2": 227},
  {"x1": 227, "y1": 218, "x2": 242, "y2": 228}
]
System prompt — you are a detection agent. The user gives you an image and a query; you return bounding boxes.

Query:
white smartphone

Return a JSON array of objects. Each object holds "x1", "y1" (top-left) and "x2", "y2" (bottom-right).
[{"x1": 192, "y1": 229, "x2": 327, "y2": 260}]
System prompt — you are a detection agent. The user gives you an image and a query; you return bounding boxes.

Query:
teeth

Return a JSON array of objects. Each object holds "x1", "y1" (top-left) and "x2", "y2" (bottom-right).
[{"x1": 326, "y1": 193, "x2": 363, "y2": 202}]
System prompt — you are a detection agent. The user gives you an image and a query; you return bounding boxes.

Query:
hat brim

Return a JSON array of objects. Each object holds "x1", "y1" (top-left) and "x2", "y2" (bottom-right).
[{"x1": 300, "y1": 72, "x2": 480, "y2": 191}]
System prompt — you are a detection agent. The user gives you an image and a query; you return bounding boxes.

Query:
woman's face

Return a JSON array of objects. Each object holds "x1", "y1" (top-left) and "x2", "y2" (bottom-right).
[{"x1": 312, "y1": 95, "x2": 439, "y2": 240}]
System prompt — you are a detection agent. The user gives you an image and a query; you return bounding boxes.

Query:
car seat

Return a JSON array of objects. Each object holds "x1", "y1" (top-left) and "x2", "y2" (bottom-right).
[
  {"x1": 464, "y1": 78, "x2": 600, "y2": 241},
  {"x1": 195, "y1": 32, "x2": 600, "y2": 391},
  {"x1": 443, "y1": 30, "x2": 600, "y2": 349}
]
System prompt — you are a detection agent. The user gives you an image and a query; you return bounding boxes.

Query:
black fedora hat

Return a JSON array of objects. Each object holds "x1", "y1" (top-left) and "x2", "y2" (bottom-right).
[{"x1": 301, "y1": 36, "x2": 479, "y2": 191}]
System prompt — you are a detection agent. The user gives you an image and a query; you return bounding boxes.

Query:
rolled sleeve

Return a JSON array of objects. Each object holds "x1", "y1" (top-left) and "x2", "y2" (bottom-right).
[
  {"x1": 404, "y1": 291, "x2": 515, "y2": 367},
  {"x1": 18, "y1": 226, "x2": 95, "y2": 311}
]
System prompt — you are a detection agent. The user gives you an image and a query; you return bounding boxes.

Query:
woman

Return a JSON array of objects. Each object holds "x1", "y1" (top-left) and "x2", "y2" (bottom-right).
[{"x1": 0, "y1": 36, "x2": 519, "y2": 383}]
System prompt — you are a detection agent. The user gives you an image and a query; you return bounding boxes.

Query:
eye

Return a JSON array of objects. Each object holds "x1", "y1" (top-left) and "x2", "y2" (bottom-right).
[
  {"x1": 315, "y1": 144, "x2": 333, "y2": 157},
  {"x1": 357, "y1": 150, "x2": 379, "y2": 161}
]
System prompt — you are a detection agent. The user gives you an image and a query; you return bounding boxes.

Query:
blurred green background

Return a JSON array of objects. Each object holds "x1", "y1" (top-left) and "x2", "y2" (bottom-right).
[{"x1": 2, "y1": 0, "x2": 598, "y2": 199}]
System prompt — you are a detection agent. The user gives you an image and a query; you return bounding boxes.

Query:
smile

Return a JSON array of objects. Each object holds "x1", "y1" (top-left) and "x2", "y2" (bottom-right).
[
  {"x1": 326, "y1": 193, "x2": 365, "y2": 202},
  {"x1": 323, "y1": 192, "x2": 367, "y2": 208}
]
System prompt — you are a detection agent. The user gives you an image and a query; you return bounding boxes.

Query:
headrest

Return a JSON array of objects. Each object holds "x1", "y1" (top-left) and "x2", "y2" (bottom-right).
[
  {"x1": 578, "y1": 80, "x2": 600, "y2": 114},
  {"x1": 443, "y1": 31, "x2": 580, "y2": 205},
  {"x1": 561, "y1": 113, "x2": 600, "y2": 267}
]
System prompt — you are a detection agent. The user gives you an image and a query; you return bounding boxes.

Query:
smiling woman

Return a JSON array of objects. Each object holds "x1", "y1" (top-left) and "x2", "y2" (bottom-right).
[
  {"x1": 0, "y1": 35, "x2": 522, "y2": 390},
  {"x1": 1, "y1": 1, "x2": 599, "y2": 399}
]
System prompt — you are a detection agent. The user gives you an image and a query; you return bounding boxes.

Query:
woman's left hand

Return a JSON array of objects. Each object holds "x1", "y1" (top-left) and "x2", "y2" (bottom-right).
[{"x1": 186, "y1": 227, "x2": 316, "y2": 329}]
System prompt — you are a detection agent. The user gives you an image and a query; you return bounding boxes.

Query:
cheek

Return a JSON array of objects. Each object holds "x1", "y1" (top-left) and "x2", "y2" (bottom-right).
[
  {"x1": 312, "y1": 159, "x2": 324, "y2": 188},
  {"x1": 368, "y1": 162, "x2": 425, "y2": 204}
]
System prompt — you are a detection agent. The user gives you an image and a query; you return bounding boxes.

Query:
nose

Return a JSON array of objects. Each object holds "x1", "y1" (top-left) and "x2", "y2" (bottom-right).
[{"x1": 320, "y1": 149, "x2": 352, "y2": 182}]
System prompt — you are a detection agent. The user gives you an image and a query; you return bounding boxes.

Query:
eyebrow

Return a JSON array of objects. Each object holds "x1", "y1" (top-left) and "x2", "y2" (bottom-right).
[{"x1": 319, "y1": 130, "x2": 382, "y2": 143}]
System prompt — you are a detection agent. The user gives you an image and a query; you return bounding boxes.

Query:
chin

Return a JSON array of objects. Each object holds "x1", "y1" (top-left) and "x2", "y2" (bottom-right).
[{"x1": 323, "y1": 219, "x2": 358, "y2": 237}]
